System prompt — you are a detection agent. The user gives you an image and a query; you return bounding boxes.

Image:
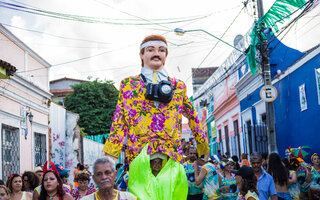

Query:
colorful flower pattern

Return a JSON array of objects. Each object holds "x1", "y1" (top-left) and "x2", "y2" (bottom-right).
[{"x1": 102, "y1": 75, "x2": 209, "y2": 163}]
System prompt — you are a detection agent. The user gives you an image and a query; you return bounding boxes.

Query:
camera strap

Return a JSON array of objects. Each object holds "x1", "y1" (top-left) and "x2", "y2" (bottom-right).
[
  {"x1": 140, "y1": 73, "x2": 171, "y2": 84},
  {"x1": 140, "y1": 73, "x2": 147, "y2": 83}
]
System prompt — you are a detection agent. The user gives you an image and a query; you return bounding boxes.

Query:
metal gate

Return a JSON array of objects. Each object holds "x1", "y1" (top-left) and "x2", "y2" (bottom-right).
[
  {"x1": 34, "y1": 132, "x2": 47, "y2": 167},
  {"x1": 243, "y1": 123, "x2": 268, "y2": 154},
  {"x1": 2, "y1": 125, "x2": 20, "y2": 181}
]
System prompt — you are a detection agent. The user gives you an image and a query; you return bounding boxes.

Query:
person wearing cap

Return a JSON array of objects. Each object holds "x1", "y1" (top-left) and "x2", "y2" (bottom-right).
[
  {"x1": 232, "y1": 165, "x2": 259, "y2": 200},
  {"x1": 194, "y1": 156, "x2": 222, "y2": 200},
  {"x1": 55, "y1": 164, "x2": 72, "y2": 191},
  {"x1": 250, "y1": 152, "x2": 277, "y2": 200},
  {"x1": 219, "y1": 160, "x2": 237, "y2": 200},
  {"x1": 33, "y1": 166, "x2": 43, "y2": 184},
  {"x1": 102, "y1": 34, "x2": 209, "y2": 199}
]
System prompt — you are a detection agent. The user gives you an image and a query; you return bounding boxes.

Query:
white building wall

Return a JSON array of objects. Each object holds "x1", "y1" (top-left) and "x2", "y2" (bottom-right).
[
  {"x1": 253, "y1": 100, "x2": 266, "y2": 122},
  {"x1": 83, "y1": 138, "x2": 104, "y2": 173},
  {"x1": 50, "y1": 103, "x2": 66, "y2": 167}
]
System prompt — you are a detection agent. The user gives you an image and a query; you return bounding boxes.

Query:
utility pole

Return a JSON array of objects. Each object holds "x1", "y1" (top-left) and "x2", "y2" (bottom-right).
[{"x1": 256, "y1": 0, "x2": 278, "y2": 153}]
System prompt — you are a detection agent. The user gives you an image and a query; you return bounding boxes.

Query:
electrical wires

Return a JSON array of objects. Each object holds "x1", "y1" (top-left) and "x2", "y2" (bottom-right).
[
  {"x1": 0, "y1": 0, "x2": 214, "y2": 26},
  {"x1": 1, "y1": 23, "x2": 111, "y2": 44},
  {"x1": 180, "y1": 6, "x2": 245, "y2": 84}
]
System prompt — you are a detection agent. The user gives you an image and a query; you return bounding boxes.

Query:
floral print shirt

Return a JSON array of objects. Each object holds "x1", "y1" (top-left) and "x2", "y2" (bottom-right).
[
  {"x1": 71, "y1": 187, "x2": 96, "y2": 200},
  {"x1": 102, "y1": 75, "x2": 209, "y2": 163}
]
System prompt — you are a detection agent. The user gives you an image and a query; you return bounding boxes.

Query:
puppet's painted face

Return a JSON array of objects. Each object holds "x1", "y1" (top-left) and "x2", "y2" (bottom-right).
[
  {"x1": 140, "y1": 45, "x2": 167, "y2": 71},
  {"x1": 150, "y1": 158, "x2": 163, "y2": 173}
]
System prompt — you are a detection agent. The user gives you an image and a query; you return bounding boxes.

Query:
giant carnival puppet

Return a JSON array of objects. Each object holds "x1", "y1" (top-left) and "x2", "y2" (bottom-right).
[{"x1": 102, "y1": 35, "x2": 209, "y2": 199}]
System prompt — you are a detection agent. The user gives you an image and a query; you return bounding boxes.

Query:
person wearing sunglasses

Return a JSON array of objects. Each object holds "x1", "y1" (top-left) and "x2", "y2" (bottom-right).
[
  {"x1": 22, "y1": 171, "x2": 39, "y2": 193},
  {"x1": 219, "y1": 161, "x2": 237, "y2": 200}
]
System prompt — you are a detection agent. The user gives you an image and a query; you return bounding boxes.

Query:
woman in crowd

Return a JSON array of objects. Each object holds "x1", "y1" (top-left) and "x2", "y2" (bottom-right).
[
  {"x1": 282, "y1": 158, "x2": 300, "y2": 200},
  {"x1": 194, "y1": 157, "x2": 221, "y2": 200},
  {"x1": 267, "y1": 152, "x2": 291, "y2": 200},
  {"x1": 71, "y1": 172, "x2": 96, "y2": 200},
  {"x1": 22, "y1": 171, "x2": 40, "y2": 193},
  {"x1": 38, "y1": 162, "x2": 73, "y2": 200},
  {"x1": 219, "y1": 160, "x2": 237, "y2": 200},
  {"x1": 0, "y1": 185, "x2": 10, "y2": 200},
  {"x1": 234, "y1": 166, "x2": 259, "y2": 200},
  {"x1": 310, "y1": 153, "x2": 320, "y2": 200},
  {"x1": 7, "y1": 174, "x2": 32, "y2": 200}
]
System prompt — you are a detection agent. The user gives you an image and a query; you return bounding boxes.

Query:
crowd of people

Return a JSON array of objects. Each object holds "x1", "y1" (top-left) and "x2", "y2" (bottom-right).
[
  {"x1": 0, "y1": 150, "x2": 319, "y2": 200},
  {"x1": 1, "y1": 158, "x2": 136, "y2": 200},
  {"x1": 111, "y1": 144, "x2": 320, "y2": 200},
  {"x1": 176, "y1": 146, "x2": 319, "y2": 200}
]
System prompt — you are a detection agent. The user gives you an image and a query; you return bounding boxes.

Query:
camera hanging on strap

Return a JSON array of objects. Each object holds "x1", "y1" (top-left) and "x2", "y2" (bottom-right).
[{"x1": 140, "y1": 74, "x2": 173, "y2": 103}]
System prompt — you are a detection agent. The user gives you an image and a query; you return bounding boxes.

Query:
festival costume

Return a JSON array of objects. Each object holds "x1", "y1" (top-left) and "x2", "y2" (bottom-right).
[
  {"x1": 310, "y1": 166, "x2": 320, "y2": 199},
  {"x1": 236, "y1": 191, "x2": 259, "y2": 200},
  {"x1": 184, "y1": 161, "x2": 203, "y2": 196},
  {"x1": 220, "y1": 174, "x2": 237, "y2": 200},
  {"x1": 288, "y1": 170, "x2": 300, "y2": 200},
  {"x1": 202, "y1": 163, "x2": 221, "y2": 200},
  {"x1": 103, "y1": 67, "x2": 209, "y2": 199},
  {"x1": 102, "y1": 74, "x2": 209, "y2": 163}
]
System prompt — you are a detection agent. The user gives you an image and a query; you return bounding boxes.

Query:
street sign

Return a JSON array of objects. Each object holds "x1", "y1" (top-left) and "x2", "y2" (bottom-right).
[{"x1": 260, "y1": 85, "x2": 278, "y2": 102}]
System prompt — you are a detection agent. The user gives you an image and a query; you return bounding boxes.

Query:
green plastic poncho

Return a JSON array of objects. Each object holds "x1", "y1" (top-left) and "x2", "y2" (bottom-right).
[{"x1": 128, "y1": 144, "x2": 188, "y2": 200}]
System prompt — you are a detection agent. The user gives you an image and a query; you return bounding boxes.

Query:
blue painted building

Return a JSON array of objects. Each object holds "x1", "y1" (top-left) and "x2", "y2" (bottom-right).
[
  {"x1": 273, "y1": 45, "x2": 320, "y2": 162},
  {"x1": 235, "y1": 34, "x2": 320, "y2": 161}
]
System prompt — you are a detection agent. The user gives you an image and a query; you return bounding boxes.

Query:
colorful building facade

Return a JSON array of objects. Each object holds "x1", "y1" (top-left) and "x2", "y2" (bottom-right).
[{"x1": 0, "y1": 24, "x2": 51, "y2": 180}]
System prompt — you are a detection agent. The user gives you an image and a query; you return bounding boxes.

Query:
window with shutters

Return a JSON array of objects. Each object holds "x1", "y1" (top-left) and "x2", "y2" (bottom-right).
[
  {"x1": 2, "y1": 125, "x2": 20, "y2": 181},
  {"x1": 34, "y1": 132, "x2": 47, "y2": 167}
]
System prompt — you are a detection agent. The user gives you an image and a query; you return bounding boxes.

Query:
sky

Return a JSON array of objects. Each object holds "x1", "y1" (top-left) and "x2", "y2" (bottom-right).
[{"x1": 0, "y1": 0, "x2": 319, "y2": 96}]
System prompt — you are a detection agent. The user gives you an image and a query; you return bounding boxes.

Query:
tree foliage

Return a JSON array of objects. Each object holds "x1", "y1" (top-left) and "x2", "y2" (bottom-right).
[{"x1": 64, "y1": 79, "x2": 119, "y2": 135}]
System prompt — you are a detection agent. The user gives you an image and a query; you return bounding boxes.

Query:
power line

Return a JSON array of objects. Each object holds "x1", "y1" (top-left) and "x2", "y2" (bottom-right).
[
  {"x1": 0, "y1": 38, "x2": 111, "y2": 49},
  {"x1": 192, "y1": 0, "x2": 316, "y2": 102},
  {"x1": 0, "y1": 1, "x2": 212, "y2": 26},
  {"x1": 192, "y1": 58, "x2": 246, "y2": 102},
  {"x1": 181, "y1": 6, "x2": 245, "y2": 84}
]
